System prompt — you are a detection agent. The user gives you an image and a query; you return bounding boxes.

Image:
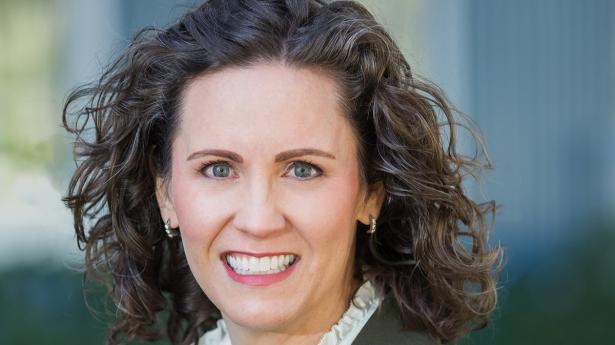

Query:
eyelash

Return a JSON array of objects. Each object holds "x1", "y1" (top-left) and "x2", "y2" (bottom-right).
[{"x1": 198, "y1": 160, "x2": 323, "y2": 180}]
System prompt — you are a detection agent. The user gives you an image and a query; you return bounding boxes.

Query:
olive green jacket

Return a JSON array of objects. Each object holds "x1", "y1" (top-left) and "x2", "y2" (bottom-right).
[{"x1": 352, "y1": 295, "x2": 437, "y2": 345}]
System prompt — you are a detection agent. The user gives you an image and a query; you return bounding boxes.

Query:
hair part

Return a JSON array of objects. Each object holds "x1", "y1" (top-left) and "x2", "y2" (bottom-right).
[{"x1": 62, "y1": 1, "x2": 502, "y2": 344}]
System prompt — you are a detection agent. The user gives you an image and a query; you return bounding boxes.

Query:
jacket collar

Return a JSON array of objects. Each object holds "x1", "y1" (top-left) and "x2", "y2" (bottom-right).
[{"x1": 352, "y1": 293, "x2": 438, "y2": 345}]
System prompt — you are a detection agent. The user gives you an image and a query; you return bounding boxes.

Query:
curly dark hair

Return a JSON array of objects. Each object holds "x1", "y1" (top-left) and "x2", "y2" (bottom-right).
[{"x1": 62, "y1": 0, "x2": 502, "y2": 344}]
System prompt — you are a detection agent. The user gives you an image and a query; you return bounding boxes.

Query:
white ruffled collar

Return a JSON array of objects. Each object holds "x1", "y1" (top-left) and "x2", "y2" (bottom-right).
[{"x1": 197, "y1": 279, "x2": 382, "y2": 345}]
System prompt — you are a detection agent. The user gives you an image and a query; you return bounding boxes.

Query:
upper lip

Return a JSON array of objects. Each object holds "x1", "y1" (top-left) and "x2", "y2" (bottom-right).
[{"x1": 220, "y1": 250, "x2": 299, "y2": 259}]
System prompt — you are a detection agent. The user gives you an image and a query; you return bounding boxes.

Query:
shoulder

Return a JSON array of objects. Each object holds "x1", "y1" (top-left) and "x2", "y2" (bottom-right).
[{"x1": 352, "y1": 293, "x2": 438, "y2": 345}]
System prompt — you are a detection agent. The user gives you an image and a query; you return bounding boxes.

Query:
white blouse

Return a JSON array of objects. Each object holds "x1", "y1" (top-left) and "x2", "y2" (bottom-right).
[{"x1": 197, "y1": 280, "x2": 382, "y2": 345}]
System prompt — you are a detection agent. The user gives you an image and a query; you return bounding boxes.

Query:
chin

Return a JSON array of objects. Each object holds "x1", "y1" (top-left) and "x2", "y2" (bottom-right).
[{"x1": 221, "y1": 298, "x2": 299, "y2": 331}]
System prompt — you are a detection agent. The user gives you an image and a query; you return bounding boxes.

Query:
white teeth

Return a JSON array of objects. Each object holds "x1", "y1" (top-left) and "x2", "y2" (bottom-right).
[
  {"x1": 249, "y1": 257, "x2": 258, "y2": 271},
  {"x1": 260, "y1": 257, "x2": 270, "y2": 271},
  {"x1": 225, "y1": 253, "x2": 298, "y2": 275},
  {"x1": 271, "y1": 255, "x2": 278, "y2": 268}
]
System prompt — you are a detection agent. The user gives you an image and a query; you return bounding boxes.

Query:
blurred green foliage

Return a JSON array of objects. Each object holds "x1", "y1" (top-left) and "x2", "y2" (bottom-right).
[
  {"x1": 0, "y1": 264, "x2": 106, "y2": 344},
  {"x1": 458, "y1": 223, "x2": 615, "y2": 345},
  {"x1": 0, "y1": 0, "x2": 61, "y2": 170}
]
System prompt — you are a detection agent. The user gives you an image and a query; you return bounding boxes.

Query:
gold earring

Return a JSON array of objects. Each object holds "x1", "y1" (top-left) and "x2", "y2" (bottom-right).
[
  {"x1": 164, "y1": 219, "x2": 178, "y2": 238},
  {"x1": 367, "y1": 215, "x2": 377, "y2": 235}
]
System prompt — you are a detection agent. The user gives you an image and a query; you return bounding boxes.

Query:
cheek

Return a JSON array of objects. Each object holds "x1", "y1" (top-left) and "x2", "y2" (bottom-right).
[
  {"x1": 169, "y1": 172, "x2": 234, "y2": 263},
  {"x1": 296, "y1": 173, "x2": 362, "y2": 246},
  {"x1": 172, "y1": 177, "x2": 207, "y2": 236}
]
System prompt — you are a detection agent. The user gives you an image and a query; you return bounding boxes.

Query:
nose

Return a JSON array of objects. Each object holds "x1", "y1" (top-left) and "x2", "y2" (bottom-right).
[{"x1": 232, "y1": 174, "x2": 286, "y2": 238}]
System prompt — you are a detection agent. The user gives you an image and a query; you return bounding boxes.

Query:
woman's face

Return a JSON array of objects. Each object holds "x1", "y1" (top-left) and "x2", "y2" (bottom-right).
[{"x1": 156, "y1": 62, "x2": 384, "y2": 336}]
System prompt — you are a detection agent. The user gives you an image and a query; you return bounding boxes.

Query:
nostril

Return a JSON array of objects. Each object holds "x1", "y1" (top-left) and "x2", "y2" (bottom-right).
[{"x1": 232, "y1": 210, "x2": 287, "y2": 237}]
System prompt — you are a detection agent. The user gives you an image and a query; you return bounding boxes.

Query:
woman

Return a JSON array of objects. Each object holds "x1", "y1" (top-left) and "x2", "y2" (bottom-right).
[{"x1": 62, "y1": 0, "x2": 502, "y2": 344}]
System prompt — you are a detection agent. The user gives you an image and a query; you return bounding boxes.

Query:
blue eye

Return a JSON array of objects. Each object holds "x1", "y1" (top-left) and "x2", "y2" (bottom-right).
[
  {"x1": 287, "y1": 161, "x2": 322, "y2": 180},
  {"x1": 201, "y1": 161, "x2": 233, "y2": 178},
  {"x1": 199, "y1": 160, "x2": 322, "y2": 180}
]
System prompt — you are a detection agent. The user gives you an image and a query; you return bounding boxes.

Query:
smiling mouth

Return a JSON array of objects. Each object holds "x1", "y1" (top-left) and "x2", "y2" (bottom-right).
[{"x1": 223, "y1": 253, "x2": 299, "y2": 275}]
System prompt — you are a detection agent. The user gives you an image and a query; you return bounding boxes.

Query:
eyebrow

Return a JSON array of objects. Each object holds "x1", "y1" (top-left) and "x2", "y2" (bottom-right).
[{"x1": 186, "y1": 148, "x2": 336, "y2": 163}]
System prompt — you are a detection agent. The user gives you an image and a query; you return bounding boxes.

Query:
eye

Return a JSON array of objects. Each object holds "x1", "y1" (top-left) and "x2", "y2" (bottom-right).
[
  {"x1": 285, "y1": 160, "x2": 322, "y2": 180},
  {"x1": 200, "y1": 161, "x2": 235, "y2": 179},
  {"x1": 198, "y1": 160, "x2": 321, "y2": 180}
]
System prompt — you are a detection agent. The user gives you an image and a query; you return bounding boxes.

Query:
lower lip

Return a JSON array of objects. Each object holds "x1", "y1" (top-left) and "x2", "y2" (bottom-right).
[{"x1": 223, "y1": 259, "x2": 299, "y2": 286}]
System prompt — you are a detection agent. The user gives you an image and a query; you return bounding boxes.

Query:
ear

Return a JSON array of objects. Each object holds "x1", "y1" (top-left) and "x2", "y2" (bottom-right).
[
  {"x1": 356, "y1": 180, "x2": 386, "y2": 225},
  {"x1": 155, "y1": 176, "x2": 178, "y2": 227}
]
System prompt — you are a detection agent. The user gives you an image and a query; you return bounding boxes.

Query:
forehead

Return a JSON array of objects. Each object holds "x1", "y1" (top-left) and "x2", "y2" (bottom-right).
[{"x1": 176, "y1": 62, "x2": 357, "y2": 159}]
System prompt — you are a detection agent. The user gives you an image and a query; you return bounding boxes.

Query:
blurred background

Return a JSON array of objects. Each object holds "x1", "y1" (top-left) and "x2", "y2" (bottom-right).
[{"x1": 1, "y1": 0, "x2": 613, "y2": 344}]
